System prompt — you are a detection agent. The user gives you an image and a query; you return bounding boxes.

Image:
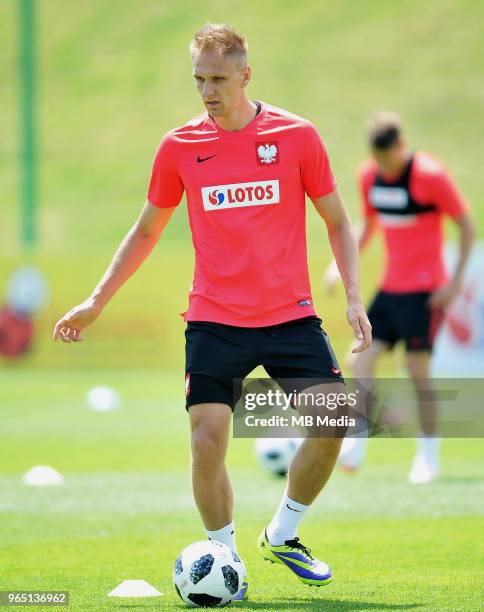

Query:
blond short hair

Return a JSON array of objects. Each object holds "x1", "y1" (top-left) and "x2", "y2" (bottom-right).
[
  {"x1": 189, "y1": 23, "x2": 248, "y2": 66},
  {"x1": 367, "y1": 111, "x2": 403, "y2": 149}
]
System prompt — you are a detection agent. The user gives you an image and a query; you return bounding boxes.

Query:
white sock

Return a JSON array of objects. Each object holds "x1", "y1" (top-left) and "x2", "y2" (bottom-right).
[
  {"x1": 266, "y1": 491, "x2": 309, "y2": 545},
  {"x1": 417, "y1": 436, "x2": 441, "y2": 467},
  {"x1": 207, "y1": 521, "x2": 238, "y2": 554}
]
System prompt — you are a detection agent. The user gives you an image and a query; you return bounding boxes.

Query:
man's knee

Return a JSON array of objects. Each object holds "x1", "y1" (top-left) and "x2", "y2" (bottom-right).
[
  {"x1": 405, "y1": 351, "x2": 430, "y2": 379},
  {"x1": 191, "y1": 423, "x2": 228, "y2": 470},
  {"x1": 350, "y1": 340, "x2": 388, "y2": 377}
]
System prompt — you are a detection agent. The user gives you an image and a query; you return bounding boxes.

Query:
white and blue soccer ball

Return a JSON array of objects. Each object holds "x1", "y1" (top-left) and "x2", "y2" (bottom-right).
[
  {"x1": 255, "y1": 437, "x2": 302, "y2": 477},
  {"x1": 173, "y1": 540, "x2": 245, "y2": 608}
]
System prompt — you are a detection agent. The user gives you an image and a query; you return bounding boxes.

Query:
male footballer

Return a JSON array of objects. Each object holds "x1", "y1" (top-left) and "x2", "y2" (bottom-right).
[
  {"x1": 327, "y1": 112, "x2": 474, "y2": 483},
  {"x1": 54, "y1": 23, "x2": 371, "y2": 597}
]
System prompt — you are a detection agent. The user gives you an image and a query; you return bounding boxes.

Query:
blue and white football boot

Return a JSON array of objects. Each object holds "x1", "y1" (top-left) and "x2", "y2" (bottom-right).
[{"x1": 258, "y1": 529, "x2": 332, "y2": 586}]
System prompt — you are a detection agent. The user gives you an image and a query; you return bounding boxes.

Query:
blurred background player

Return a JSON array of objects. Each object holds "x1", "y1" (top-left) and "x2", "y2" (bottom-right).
[{"x1": 326, "y1": 111, "x2": 475, "y2": 483}]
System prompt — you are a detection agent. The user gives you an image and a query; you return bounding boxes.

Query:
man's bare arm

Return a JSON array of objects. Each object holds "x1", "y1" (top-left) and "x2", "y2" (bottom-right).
[
  {"x1": 312, "y1": 189, "x2": 372, "y2": 353},
  {"x1": 53, "y1": 201, "x2": 176, "y2": 343},
  {"x1": 324, "y1": 215, "x2": 378, "y2": 292},
  {"x1": 429, "y1": 212, "x2": 476, "y2": 308},
  {"x1": 357, "y1": 215, "x2": 379, "y2": 251}
]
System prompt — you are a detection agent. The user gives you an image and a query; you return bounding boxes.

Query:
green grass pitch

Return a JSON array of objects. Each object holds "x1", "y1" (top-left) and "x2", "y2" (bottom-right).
[
  {"x1": 1, "y1": 1, "x2": 483, "y2": 609},
  {"x1": 1, "y1": 370, "x2": 483, "y2": 610}
]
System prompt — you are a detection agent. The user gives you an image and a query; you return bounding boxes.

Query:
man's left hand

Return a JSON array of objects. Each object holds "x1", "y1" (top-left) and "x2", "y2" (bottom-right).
[
  {"x1": 347, "y1": 300, "x2": 372, "y2": 353},
  {"x1": 428, "y1": 282, "x2": 461, "y2": 309}
]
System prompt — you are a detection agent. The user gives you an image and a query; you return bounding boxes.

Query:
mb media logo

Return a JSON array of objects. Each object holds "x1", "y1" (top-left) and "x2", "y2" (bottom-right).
[{"x1": 201, "y1": 180, "x2": 280, "y2": 211}]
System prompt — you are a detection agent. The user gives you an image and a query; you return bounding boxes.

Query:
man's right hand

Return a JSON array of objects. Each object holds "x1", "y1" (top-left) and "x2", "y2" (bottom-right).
[{"x1": 53, "y1": 298, "x2": 102, "y2": 343}]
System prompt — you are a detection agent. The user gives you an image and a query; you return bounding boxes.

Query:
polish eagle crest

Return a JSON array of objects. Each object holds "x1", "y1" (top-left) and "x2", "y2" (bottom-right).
[{"x1": 257, "y1": 143, "x2": 278, "y2": 164}]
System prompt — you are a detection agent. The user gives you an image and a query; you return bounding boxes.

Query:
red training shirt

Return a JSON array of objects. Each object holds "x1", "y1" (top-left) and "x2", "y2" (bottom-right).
[
  {"x1": 148, "y1": 102, "x2": 336, "y2": 326},
  {"x1": 358, "y1": 151, "x2": 468, "y2": 293}
]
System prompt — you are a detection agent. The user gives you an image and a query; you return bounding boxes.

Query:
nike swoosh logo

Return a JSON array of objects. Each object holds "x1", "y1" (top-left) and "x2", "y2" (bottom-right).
[
  {"x1": 286, "y1": 503, "x2": 302, "y2": 512},
  {"x1": 197, "y1": 154, "x2": 217, "y2": 163}
]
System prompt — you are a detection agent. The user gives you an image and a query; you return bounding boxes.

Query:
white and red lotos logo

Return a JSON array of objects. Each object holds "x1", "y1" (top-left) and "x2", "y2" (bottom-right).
[{"x1": 201, "y1": 180, "x2": 280, "y2": 211}]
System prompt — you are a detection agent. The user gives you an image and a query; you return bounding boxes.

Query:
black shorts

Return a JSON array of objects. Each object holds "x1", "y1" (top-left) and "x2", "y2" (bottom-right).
[
  {"x1": 184, "y1": 316, "x2": 343, "y2": 410},
  {"x1": 367, "y1": 290, "x2": 444, "y2": 352}
]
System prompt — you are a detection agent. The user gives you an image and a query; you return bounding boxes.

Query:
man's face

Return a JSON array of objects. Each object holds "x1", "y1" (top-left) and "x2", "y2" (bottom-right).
[
  {"x1": 371, "y1": 140, "x2": 407, "y2": 175},
  {"x1": 192, "y1": 49, "x2": 250, "y2": 116}
]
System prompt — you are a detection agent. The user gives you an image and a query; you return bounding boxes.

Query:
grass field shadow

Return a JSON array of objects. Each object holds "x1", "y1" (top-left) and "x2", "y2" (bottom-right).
[
  {"x1": 109, "y1": 598, "x2": 425, "y2": 610},
  {"x1": 233, "y1": 599, "x2": 424, "y2": 611}
]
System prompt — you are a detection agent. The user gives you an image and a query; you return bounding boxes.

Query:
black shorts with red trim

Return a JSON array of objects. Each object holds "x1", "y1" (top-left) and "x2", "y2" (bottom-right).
[
  {"x1": 184, "y1": 316, "x2": 343, "y2": 410},
  {"x1": 367, "y1": 290, "x2": 444, "y2": 352}
]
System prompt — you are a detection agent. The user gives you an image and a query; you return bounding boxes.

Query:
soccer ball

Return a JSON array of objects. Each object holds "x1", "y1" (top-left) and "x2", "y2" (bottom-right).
[
  {"x1": 173, "y1": 540, "x2": 245, "y2": 607},
  {"x1": 255, "y1": 437, "x2": 302, "y2": 477}
]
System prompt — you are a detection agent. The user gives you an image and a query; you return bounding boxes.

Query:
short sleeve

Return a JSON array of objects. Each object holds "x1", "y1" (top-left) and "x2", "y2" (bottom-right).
[
  {"x1": 147, "y1": 134, "x2": 184, "y2": 208},
  {"x1": 431, "y1": 168, "x2": 468, "y2": 219},
  {"x1": 357, "y1": 163, "x2": 377, "y2": 218},
  {"x1": 300, "y1": 123, "x2": 337, "y2": 199}
]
